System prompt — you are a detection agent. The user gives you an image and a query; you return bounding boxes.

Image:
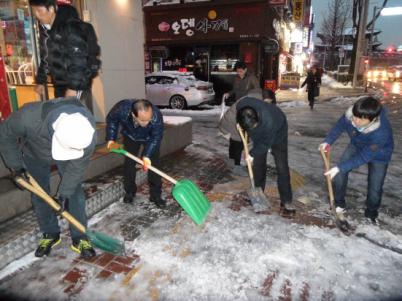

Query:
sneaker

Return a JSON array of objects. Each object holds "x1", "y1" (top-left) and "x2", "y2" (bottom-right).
[
  {"x1": 35, "y1": 233, "x2": 61, "y2": 257},
  {"x1": 71, "y1": 239, "x2": 96, "y2": 259},
  {"x1": 150, "y1": 197, "x2": 167, "y2": 209},
  {"x1": 232, "y1": 165, "x2": 248, "y2": 177},
  {"x1": 335, "y1": 207, "x2": 346, "y2": 220},
  {"x1": 123, "y1": 193, "x2": 134, "y2": 204},
  {"x1": 280, "y1": 202, "x2": 296, "y2": 213}
]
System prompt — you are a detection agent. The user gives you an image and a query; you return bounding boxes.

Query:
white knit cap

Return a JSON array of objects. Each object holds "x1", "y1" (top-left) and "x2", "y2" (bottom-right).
[{"x1": 52, "y1": 112, "x2": 95, "y2": 161}]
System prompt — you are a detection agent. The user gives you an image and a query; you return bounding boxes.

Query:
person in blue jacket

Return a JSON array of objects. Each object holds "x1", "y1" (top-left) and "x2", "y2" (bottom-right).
[
  {"x1": 106, "y1": 99, "x2": 165, "y2": 208},
  {"x1": 319, "y1": 97, "x2": 394, "y2": 224}
]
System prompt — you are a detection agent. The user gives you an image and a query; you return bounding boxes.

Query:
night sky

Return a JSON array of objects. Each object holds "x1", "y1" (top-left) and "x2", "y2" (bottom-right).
[{"x1": 311, "y1": 0, "x2": 402, "y2": 48}]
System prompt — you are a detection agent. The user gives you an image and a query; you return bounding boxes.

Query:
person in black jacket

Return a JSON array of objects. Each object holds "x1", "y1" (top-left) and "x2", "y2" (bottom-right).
[
  {"x1": 236, "y1": 97, "x2": 295, "y2": 213},
  {"x1": 29, "y1": 0, "x2": 98, "y2": 112},
  {"x1": 301, "y1": 67, "x2": 321, "y2": 110},
  {"x1": 106, "y1": 99, "x2": 166, "y2": 208},
  {"x1": 0, "y1": 98, "x2": 97, "y2": 259}
]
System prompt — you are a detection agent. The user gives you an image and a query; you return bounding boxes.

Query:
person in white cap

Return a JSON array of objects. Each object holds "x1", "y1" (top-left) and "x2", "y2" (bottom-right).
[{"x1": 0, "y1": 98, "x2": 97, "y2": 259}]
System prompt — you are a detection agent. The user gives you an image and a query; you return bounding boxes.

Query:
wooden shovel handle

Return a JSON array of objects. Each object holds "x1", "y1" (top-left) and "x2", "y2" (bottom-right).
[
  {"x1": 15, "y1": 177, "x2": 86, "y2": 234},
  {"x1": 123, "y1": 151, "x2": 177, "y2": 185},
  {"x1": 236, "y1": 124, "x2": 255, "y2": 189},
  {"x1": 320, "y1": 148, "x2": 336, "y2": 210}
]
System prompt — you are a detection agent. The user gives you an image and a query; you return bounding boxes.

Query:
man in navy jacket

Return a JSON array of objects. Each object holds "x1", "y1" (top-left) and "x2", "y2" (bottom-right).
[
  {"x1": 319, "y1": 97, "x2": 394, "y2": 224},
  {"x1": 106, "y1": 99, "x2": 165, "y2": 208}
]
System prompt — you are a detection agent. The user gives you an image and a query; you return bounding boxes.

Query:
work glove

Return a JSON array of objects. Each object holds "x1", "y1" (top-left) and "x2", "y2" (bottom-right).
[
  {"x1": 324, "y1": 167, "x2": 340, "y2": 179},
  {"x1": 55, "y1": 195, "x2": 69, "y2": 213},
  {"x1": 245, "y1": 154, "x2": 254, "y2": 165},
  {"x1": 11, "y1": 168, "x2": 30, "y2": 190},
  {"x1": 142, "y1": 157, "x2": 151, "y2": 171},
  {"x1": 107, "y1": 140, "x2": 121, "y2": 151},
  {"x1": 319, "y1": 142, "x2": 330, "y2": 153}
]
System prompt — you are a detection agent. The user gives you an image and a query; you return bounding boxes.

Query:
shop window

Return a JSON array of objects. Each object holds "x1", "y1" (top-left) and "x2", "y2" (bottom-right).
[{"x1": 210, "y1": 44, "x2": 239, "y2": 73}]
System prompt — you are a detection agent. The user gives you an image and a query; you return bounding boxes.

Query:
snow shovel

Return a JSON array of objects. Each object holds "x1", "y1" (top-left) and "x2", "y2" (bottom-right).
[
  {"x1": 320, "y1": 149, "x2": 353, "y2": 235},
  {"x1": 237, "y1": 124, "x2": 270, "y2": 212},
  {"x1": 15, "y1": 175, "x2": 125, "y2": 255},
  {"x1": 110, "y1": 148, "x2": 211, "y2": 225},
  {"x1": 219, "y1": 94, "x2": 227, "y2": 120}
]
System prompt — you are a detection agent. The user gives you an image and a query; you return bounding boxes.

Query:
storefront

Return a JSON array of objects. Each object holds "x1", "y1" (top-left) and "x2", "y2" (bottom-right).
[{"x1": 143, "y1": 1, "x2": 280, "y2": 101}]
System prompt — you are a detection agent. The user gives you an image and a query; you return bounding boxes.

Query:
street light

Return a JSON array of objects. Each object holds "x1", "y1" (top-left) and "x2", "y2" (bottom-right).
[{"x1": 380, "y1": 7, "x2": 402, "y2": 16}]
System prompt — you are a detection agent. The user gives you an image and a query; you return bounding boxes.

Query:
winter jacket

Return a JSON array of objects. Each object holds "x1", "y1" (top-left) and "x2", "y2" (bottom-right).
[
  {"x1": 0, "y1": 98, "x2": 96, "y2": 198},
  {"x1": 324, "y1": 106, "x2": 394, "y2": 173},
  {"x1": 301, "y1": 71, "x2": 321, "y2": 91},
  {"x1": 236, "y1": 97, "x2": 288, "y2": 157},
  {"x1": 36, "y1": 5, "x2": 93, "y2": 91},
  {"x1": 219, "y1": 89, "x2": 263, "y2": 141},
  {"x1": 106, "y1": 99, "x2": 164, "y2": 158},
  {"x1": 228, "y1": 72, "x2": 260, "y2": 101}
]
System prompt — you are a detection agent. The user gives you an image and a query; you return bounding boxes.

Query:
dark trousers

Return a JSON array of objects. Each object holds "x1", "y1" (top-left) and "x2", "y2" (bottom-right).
[
  {"x1": 252, "y1": 138, "x2": 293, "y2": 204},
  {"x1": 333, "y1": 144, "x2": 388, "y2": 219},
  {"x1": 229, "y1": 138, "x2": 244, "y2": 165},
  {"x1": 123, "y1": 137, "x2": 162, "y2": 201},
  {"x1": 24, "y1": 156, "x2": 87, "y2": 241},
  {"x1": 54, "y1": 85, "x2": 93, "y2": 113},
  {"x1": 307, "y1": 89, "x2": 315, "y2": 108}
]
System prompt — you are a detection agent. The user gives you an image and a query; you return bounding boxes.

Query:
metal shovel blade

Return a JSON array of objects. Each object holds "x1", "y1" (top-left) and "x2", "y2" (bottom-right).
[{"x1": 247, "y1": 187, "x2": 271, "y2": 213}]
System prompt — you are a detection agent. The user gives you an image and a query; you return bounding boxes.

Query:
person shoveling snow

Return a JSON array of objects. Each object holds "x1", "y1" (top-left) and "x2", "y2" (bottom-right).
[{"x1": 236, "y1": 97, "x2": 296, "y2": 215}]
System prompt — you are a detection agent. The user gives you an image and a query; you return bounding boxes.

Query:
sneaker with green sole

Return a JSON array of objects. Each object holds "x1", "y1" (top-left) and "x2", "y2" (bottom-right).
[
  {"x1": 35, "y1": 233, "x2": 61, "y2": 257},
  {"x1": 71, "y1": 239, "x2": 96, "y2": 259}
]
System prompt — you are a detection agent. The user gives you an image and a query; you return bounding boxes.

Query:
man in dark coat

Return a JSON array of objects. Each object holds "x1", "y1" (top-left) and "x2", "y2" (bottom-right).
[
  {"x1": 0, "y1": 98, "x2": 97, "y2": 259},
  {"x1": 106, "y1": 99, "x2": 165, "y2": 208},
  {"x1": 29, "y1": 0, "x2": 99, "y2": 112},
  {"x1": 301, "y1": 67, "x2": 321, "y2": 110},
  {"x1": 236, "y1": 97, "x2": 295, "y2": 213}
]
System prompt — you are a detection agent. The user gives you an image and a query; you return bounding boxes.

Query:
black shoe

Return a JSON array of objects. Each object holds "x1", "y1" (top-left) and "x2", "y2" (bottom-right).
[
  {"x1": 71, "y1": 239, "x2": 96, "y2": 259},
  {"x1": 280, "y1": 202, "x2": 296, "y2": 214},
  {"x1": 35, "y1": 233, "x2": 61, "y2": 257},
  {"x1": 151, "y1": 197, "x2": 166, "y2": 209},
  {"x1": 123, "y1": 193, "x2": 134, "y2": 204}
]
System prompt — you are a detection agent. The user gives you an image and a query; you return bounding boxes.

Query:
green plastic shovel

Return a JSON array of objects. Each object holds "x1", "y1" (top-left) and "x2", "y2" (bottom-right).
[
  {"x1": 111, "y1": 148, "x2": 211, "y2": 225},
  {"x1": 16, "y1": 175, "x2": 125, "y2": 255}
]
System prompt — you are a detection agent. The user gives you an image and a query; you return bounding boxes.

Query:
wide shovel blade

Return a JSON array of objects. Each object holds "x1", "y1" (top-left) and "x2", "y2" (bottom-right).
[
  {"x1": 172, "y1": 179, "x2": 211, "y2": 225},
  {"x1": 247, "y1": 187, "x2": 270, "y2": 213}
]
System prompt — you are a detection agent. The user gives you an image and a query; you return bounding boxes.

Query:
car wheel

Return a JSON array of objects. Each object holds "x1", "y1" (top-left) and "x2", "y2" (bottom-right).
[{"x1": 169, "y1": 95, "x2": 187, "y2": 110}]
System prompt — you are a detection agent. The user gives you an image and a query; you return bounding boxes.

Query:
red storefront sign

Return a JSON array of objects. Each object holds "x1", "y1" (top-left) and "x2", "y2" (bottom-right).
[
  {"x1": 264, "y1": 79, "x2": 277, "y2": 91},
  {"x1": 0, "y1": 55, "x2": 11, "y2": 121}
]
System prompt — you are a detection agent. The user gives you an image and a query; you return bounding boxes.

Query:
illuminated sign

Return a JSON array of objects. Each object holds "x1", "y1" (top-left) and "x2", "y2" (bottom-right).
[{"x1": 293, "y1": 0, "x2": 304, "y2": 24}]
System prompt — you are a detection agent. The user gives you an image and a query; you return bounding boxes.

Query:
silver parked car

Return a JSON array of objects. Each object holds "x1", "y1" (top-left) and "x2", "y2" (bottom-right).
[{"x1": 145, "y1": 71, "x2": 215, "y2": 110}]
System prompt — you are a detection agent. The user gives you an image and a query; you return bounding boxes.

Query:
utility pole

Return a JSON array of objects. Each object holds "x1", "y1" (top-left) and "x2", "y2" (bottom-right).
[
  {"x1": 369, "y1": 6, "x2": 378, "y2": 56},
  {"x1": 352, "y1": 0, "x2": 369, "y2": 88}
]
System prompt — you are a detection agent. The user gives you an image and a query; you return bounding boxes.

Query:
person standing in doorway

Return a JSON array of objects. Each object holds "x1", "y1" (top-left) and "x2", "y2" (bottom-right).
[{"x1": 30, "y1": 0, "x2": 101, "y2": 112}]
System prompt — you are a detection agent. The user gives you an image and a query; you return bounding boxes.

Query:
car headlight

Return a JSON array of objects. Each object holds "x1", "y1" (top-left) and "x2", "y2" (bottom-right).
[
  {"x1": 367, "y1": 71, "x2": 372, "y2": 77},
  {"x1": 396, "y1": 71, "x2": 400, "y2": 77}
]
